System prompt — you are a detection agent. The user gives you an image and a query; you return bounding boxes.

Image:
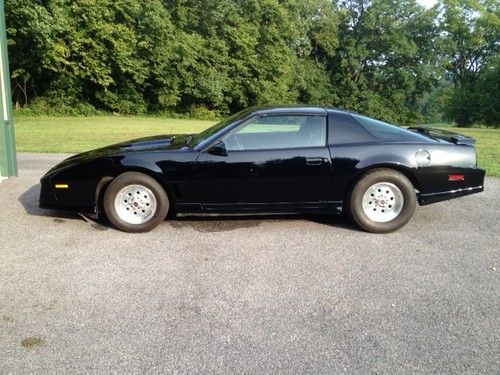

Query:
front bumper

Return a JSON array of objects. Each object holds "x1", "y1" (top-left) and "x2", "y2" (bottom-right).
[{"x1": 39, "y1": 175, "x2": 96, "y2": 213}]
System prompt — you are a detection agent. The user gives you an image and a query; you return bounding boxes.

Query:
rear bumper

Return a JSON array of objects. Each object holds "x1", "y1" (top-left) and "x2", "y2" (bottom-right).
[
  {"x1": 416, "y1": 166, "x2": 485, "y2": 205},
  {"x1": 419, "y1": 185, "x2": 484, "y2": 205}
]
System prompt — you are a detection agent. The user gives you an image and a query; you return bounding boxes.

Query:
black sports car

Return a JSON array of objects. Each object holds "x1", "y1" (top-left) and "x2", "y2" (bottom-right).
[{"x1": 40, "y1": 106, "x2": 485, "y2": 233}]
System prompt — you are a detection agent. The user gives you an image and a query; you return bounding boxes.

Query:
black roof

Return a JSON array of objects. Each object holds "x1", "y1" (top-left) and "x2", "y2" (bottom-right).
[{"x1": 249, "y1": 105, "x2": 347, "y2": 116}]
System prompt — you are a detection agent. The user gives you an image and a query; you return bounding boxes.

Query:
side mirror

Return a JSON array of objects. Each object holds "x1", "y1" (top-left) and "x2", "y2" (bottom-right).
[{"x1": 208, "y1": 141, "x2": 227, "y2": 156}]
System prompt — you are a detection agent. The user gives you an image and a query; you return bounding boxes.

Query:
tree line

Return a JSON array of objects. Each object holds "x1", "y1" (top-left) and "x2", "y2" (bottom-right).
[{"x1": 5, "y1": 0, "x2": 500, "y2": 126}]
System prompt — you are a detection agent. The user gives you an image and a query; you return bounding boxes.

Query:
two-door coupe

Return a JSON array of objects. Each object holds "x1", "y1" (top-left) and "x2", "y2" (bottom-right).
[{"x1": 40, "y1": 106, "x2": 485, "y2": 233}]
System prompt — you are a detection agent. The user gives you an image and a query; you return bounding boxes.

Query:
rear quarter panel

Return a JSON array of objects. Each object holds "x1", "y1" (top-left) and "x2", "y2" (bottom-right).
[{"x1": 328, "y1": 142, "x2": 483, "y2": 203}]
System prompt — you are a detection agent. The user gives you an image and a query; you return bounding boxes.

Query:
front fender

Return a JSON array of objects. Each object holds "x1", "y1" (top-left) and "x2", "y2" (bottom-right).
[{"x1": 39, "y1": 153, "x2": 174, "y2": 213}]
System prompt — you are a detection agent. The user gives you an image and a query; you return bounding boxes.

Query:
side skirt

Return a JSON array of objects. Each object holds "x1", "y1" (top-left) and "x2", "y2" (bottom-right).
[{"x1": 175, "y1": 201, "x2": 343, "y2": 215}]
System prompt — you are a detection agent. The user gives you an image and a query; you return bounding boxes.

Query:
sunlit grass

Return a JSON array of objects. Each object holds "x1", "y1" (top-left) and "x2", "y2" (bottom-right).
[{"x1": 14, "y1": 116, "x2": 215, "y2": 153}]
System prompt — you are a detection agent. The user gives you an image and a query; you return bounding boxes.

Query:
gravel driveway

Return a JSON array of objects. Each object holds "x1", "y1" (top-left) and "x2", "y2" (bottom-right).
[{"x1": 1, "y1": 153, "x2": 499, "y2": 374}]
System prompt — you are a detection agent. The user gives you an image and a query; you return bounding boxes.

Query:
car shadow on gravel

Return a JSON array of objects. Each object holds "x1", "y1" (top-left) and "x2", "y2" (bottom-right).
[
  {"x1": 307, "y1": 213, "x2": 362, "y2": 232},
  {"x1": 169, "y1": 213, "x2": 361, "y2": 233}
]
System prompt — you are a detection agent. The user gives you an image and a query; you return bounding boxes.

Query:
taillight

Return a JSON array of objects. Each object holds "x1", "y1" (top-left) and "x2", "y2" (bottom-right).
[{"x1": 449, "y1": 174, "x2": 464, "y2": 181}]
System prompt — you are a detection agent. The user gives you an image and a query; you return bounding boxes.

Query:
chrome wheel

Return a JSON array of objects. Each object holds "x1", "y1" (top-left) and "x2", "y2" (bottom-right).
[
  {"x1": 114, "y1": 184, "x2": 157, "y2": 225},
  {"x1": 361, "y1": 182, "x2": 404, "y2": 223}
]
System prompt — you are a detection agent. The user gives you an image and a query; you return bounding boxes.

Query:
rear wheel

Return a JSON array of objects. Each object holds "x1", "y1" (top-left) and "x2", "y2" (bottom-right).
[
  {"x1": 349, "y1": 169, "x2": 416, "y2": 233},
  {"x1": 103, "y1": 172, "x2": 169, "y2": 232}
]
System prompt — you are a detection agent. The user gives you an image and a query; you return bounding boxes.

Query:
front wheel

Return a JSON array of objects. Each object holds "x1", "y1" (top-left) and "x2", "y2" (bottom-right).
[
  {"x1": 103, "y1": 172, "x2": 169, "y2": 232},
  {"x1": 349, "y1": 169, "x2": 416, "y2": 233}
]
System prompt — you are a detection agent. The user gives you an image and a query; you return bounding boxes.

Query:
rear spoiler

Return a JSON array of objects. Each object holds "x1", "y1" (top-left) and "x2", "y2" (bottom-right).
[{"x1": 408, "y1": 127, "x2": 476, "y2": 146}]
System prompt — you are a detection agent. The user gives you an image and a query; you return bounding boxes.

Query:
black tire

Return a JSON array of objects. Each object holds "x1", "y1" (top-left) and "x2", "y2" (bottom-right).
[
  {"x1": 349, "y1": 169, "x2": 416, "y2": 233},
  {"x1": 103, "y1": 172, "x2": 169, "y2": 233}
]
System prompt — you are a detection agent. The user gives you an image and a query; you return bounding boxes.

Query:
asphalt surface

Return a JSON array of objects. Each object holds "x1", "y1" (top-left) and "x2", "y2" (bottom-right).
[{"x1": 0, "y1": 153, "x2": 499, "y2": 374}]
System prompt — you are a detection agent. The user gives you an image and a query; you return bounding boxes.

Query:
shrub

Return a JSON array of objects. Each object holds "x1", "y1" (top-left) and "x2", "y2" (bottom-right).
[{"x1": 15, "y1": 95, "x2": 101, "y2": 116}]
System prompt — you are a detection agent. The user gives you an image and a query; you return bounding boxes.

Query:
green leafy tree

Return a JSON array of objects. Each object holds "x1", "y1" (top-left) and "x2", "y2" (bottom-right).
[
  {"x1": 6, "y1": 0, "x2": 61, "y2": 108},
  {"x1": 475, "y1": 58, "x2": 500, "y2": 126},
  {"x1": 439, "y1": 0, "x2": 500, "y2": 126},
  {"x1": 5, "y1": 0, "x2": 495, "y2": 124},
  {"x1": 324, "y1": 0, "x2": 440, "y2": 124}
]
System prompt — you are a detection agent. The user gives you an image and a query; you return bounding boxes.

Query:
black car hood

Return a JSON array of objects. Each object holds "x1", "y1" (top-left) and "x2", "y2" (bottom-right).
[
  {"x1": 46, "y1": 134, "x2": 190, "y2": 174},
  {"x1": 104, "y1": 134, "x2": 191, "y2": 152}
]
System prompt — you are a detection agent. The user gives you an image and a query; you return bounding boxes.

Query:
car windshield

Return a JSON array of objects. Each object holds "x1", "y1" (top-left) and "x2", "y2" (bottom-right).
[{"x1": 188, "y1": 109, "x2": 251, "y2": 148}]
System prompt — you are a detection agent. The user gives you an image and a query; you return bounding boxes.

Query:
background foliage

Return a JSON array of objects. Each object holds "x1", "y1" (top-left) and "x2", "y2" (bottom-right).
[{"x1": 5, "y1": 0, "x2": 500, "y2": 126}]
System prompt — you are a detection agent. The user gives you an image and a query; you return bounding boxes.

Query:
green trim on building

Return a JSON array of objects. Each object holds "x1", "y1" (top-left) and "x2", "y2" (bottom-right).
[{"x1": 0, "y1": 0, "x2": 17, "y2": 178}]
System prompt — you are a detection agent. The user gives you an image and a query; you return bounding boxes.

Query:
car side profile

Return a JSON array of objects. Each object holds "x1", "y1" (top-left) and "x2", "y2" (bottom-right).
[{"x1": 39, "y1": 106, "x2": 485, "y2": 233}]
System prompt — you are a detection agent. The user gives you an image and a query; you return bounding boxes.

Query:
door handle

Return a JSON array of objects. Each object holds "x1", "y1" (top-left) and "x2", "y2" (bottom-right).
[{"x1": 306, "y1": 157, "x2": 325, "y2": 166}]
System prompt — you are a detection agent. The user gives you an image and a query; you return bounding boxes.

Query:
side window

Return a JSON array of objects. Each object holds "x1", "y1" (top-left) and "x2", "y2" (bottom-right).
[
  {"x1": 224, "y1": 115, "x2": 326, "y2": 151},
  {"x1": 328, "y1": 112, "x2": 375, "y2": 145}
]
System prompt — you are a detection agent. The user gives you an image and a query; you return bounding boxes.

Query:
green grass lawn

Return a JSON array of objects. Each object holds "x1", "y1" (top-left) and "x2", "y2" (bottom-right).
[
  {"x1": 14, "y1": 116, "x2": 215, "y2": 153},
  {"x1": 14, "y1": 116, "x2": 499, "y2": 176}
]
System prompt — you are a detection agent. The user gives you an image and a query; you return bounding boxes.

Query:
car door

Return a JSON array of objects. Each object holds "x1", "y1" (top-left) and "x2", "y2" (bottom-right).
[{"x1": 194, "y1": 114, "x2": 332, "y2": 211}]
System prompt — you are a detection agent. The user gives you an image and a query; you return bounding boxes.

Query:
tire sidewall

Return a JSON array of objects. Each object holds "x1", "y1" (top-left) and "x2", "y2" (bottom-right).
[
  {"x1": 350, "y1": 169, "x2": 416, "y2": 233},
  {"x1": 103, "y1": 172, "x2": 169, "y2": 233}
]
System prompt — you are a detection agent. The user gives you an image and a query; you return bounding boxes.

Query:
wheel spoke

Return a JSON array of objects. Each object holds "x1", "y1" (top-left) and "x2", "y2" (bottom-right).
[
  {"x1": 361, "y1": 182, "x2": 404, "y2": 223},
  {"x1": 114, "y1": 184, "x2": 157, "y2": 225}
]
